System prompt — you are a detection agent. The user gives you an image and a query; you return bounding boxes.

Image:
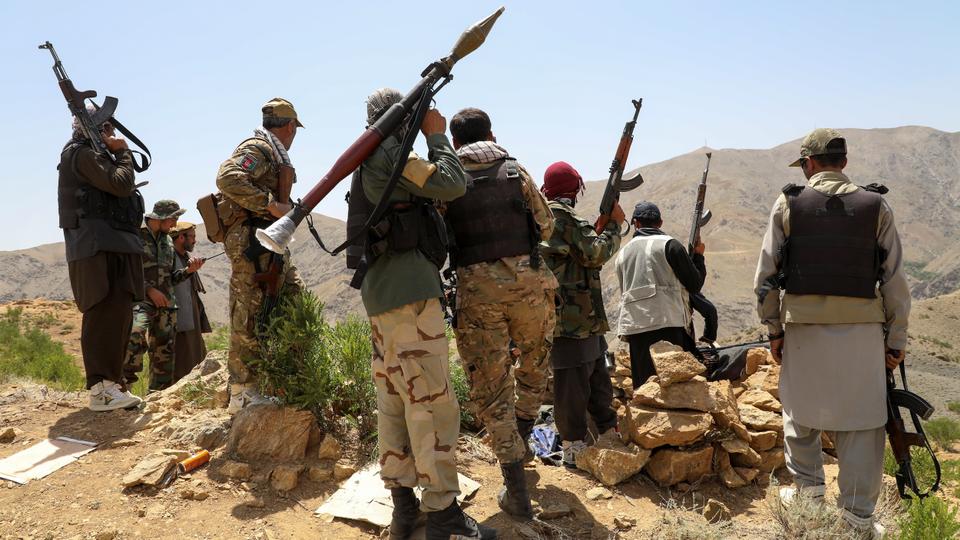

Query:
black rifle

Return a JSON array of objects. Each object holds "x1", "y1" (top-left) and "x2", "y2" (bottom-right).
[
  {"x1": 39, "y1": 41, "x2": 151, "y2": 172},
  {"x1": 687, "y1": 152, "x2": 712, "y2": 254},
  {"x1": 886, "y1": 360, "x2": 941, "y2": 499},
  {"x1": 595, "y1": 99, "x2": 644, "y2": 234}
]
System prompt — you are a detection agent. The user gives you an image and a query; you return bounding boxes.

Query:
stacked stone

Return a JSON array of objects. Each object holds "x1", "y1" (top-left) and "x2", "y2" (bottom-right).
[{"x1": 609, "y1": 345, "x2": 787, "y2": 489}]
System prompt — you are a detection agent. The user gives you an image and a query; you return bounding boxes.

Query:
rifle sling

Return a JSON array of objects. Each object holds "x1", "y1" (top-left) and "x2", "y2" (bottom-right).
[
  {"x1": 110, "y1": 116, "x2": 152, "y2": 173},
  {"x1": 892, "y1": 362, "x2": 942, "y2": 498}
]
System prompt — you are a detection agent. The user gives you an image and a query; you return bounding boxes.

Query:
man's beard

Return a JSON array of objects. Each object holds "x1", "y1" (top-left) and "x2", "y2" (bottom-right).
[{"x1": 184, "y1": 243, "x2": 195, "y2": 253}]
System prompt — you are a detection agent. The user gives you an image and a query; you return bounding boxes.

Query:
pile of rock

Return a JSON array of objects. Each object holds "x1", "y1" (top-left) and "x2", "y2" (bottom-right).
[{"x1": 582, "y1": 344, "x2": 787, "y2": 488}]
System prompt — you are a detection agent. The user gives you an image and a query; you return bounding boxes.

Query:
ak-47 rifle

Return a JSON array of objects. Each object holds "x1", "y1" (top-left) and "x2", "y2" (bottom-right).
[
  {"x1": 687, "y1": 153, "x2": 713, "y2": 254},
  {"x1": 39, "y1": 41, "x2": 151, "y2": 172},
  {"x1": 256, "y1": 7, "x2": 506, "y2": 255},
  {"x1": 886, "y1": 360, "x2": 941, "y2": 499},
  {"x1": 595, "y1": 99, "x2": 645, "y2": 234},
  {"x1": 253, "y1": 254, "x2": 285, "y2": 333}
]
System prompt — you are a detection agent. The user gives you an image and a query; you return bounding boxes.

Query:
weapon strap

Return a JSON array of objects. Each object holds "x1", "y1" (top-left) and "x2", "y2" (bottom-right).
[{"x1": 111, "y1": 116, "x2": 152, "y2": 173}]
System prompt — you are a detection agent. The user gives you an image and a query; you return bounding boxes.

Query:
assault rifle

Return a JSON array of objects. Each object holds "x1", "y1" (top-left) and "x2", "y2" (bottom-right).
[
  {"x1": 39, "y1": 41, "x2": 151, "y2": 172},
  {"x1": 886, "y1": 360, "x2": 941, "y2": 499},
  {"x1": 595, "y1": 99, "x2": 644, "y2": 234},
  {"x1": 256, "y1": 7, "x2": 506, "y2": 255},
  {"x1": 687, "y1": 152, "x2": 712, "y2": 254},
  {"x1": 253, "y1": 255, "x2": 285, "y2": 334}
]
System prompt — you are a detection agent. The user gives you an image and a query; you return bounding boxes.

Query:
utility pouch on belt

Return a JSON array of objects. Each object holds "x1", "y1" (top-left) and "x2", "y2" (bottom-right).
[{"x1": 196, "y1": 193, "x2": 226, "y2": 243}]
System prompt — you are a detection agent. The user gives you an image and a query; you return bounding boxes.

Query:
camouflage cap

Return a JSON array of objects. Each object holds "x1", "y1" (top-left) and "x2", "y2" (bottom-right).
[
  {"x1": 262, "y1": 97, "x2": 304, "y2": 128},
  {"x1": 788, "y1": 128, "x2": 847, "y2": 167},
  {"x1": 169, "y1": 221, "x2": 196, "y2": 238},
  {"x1": 145, "y1": 200, "x2": 186, "y2": 220}
]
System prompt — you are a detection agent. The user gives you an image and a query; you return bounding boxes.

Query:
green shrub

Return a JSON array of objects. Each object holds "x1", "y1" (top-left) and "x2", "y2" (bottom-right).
[
  {"x1": 450, "y1": 357, "x2": 475, "y2": 429},
  {"x1": 0, "y1": 308, "x2": 84, "y2": 391},
  {"x1": 925, "y1": 417, "x2": 960, "y2": 448},
  {"x1": 129, "y1": 354, "x2": 151, "y2": 398},
  {"x1": 947, "y1": 401, "x2": 960, "y2": 414},
  {"x1": 204, "y1": 324, "x2": 230, "y2": 351},
  {"x1": 896, "y1": 496, "x2": 960, "y2": 540}
]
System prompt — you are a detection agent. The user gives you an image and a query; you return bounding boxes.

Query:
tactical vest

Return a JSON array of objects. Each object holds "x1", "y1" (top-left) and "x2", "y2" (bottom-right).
[
  {"x1": 58, "y1": 143, "x2": 144, "y2": 234},
  {"x1": 445, "y1": 158, "x2": 535, "y2": 268},
  {"x1": 781, "y1": 185, "x2": 882, "y2": 298}
]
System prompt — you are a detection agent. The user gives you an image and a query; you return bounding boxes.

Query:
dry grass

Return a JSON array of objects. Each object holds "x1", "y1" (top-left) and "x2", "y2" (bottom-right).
[
  {"x1": 764, "y1": 480, "x2": 901, "y2": 539},
  {"x1": 643, "y1": 495, "x2": 733, "y2": 540}
]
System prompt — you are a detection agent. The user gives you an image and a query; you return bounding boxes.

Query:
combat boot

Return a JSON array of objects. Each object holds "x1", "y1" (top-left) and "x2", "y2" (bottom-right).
[
  {"x1": 497, "y1": 460, "x2": 533, "y2": 519},
  {"x1": 388, "y1": 487, "x2": 424, "y2": 540},
  {"x1": 425, "y1": 500, "x2": 497, "y2": 540},
  {"x1": 516, "y1": 417, "x2": 536, "y2": 463}
]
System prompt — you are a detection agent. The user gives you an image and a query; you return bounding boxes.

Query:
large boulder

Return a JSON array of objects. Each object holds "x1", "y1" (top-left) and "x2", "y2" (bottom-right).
[
  {"x1": 716, "y1": 448, "x2": 761, "y2": 489},
  {"x1": 651, "y1": 349, "x2": 706, "y2": 386},
  {"x1": 155, "y1": 409, "x2": 232, "y2": 450},
  {"x1": 738, "y1": 404, "x2": 783, "y2": 433},
  {"x1": 743, "y1": 365, "x2": 780, "y2": 399},
  {"x1": 738, "y1": 389, "x2": 782, "y2": 413},
  {"x1": 644, "y1": 446, "x2": 714, "y2": 487},
  {"x1": 747, "y1": 430, "x2": 780, "y2": 452},
  {"x1": 633, "y1": 378, "x2": 750, "y2": 442},
  {"x1": 227, "y1": 403, "x2": 315, "y2": 461},
  {"x1": 122, "y1": 453, "x2": 178, "y2": 488},
  {"x1": 720, "y1": 438, "x2": 762, "y2": 467},
  {"x1": 575, "y1": 436, "x2": 652, "y2": 487},
  {"x1": 619, "y1": 404, "x2": 713, "y2": 449},
  {"x1": 744, "y1": 348, "x2": 772, "y2": 377},
  {"x1": 757, "y1": 448, "x2": 786, "y2": 473}
]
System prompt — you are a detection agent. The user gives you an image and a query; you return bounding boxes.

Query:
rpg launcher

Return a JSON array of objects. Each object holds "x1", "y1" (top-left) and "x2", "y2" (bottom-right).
[
  {"x1": 886, "y1": 361, "x2": 941, "y2": 499},
  {"x1": 38, "y1": 41, "x2": 151, "y2": 172},
  {"x1": 595, "y1": 99, "x2": 644, "y2": 234},
  {"x1": 256, "y1": 7, "x2": 506, "y2": 254}
]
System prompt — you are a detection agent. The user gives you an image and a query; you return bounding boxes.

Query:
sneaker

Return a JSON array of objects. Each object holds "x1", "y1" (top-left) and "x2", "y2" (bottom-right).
[
  {"x1": 227, "y1": 383, "x2": 270, "y2": 414},
  {"x1": 841, "y1": 509, "x2": 886, "y2": 539},
  {"x1": 89, "y1": 380, "x2": 142, "y2": 411},
  {"x1": 595, "y1": 429, "x2": 621, "y2": 448},
  {"x1": 778, "y1": 484, "x2": 826, "y2": 508},
  {"x1": 561, "y1": 440, "x2": 587, "y2": 468}
]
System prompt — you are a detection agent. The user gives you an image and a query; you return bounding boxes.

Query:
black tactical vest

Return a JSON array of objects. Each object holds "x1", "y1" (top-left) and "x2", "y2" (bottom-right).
[
  {"x1": 782, "y1": 185, "x2": 882, "y2": 298},
  {"x1": 445, "y1": 158, "x2": 535, "y2": 268},
  {"x1": 58, "y1": 143, "x2": 144, "y2": 234}
]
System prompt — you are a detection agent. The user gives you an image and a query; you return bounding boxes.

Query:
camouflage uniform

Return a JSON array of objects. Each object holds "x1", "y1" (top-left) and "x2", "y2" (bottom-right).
[
  {"x1": 359, "y1": 126, "x2": 466, "y2": 513},
  {"x1": 216, "y1": 100, "x2": 304, "y2": 387},
  {"x1": 124, "y1": 200, "x2": 189, "y2": 391},
  {"x1": 452, "y1": 143, "x2": 557, "y2": 464}
]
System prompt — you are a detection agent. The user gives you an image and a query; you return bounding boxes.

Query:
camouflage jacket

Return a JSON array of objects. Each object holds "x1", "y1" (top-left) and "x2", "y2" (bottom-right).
[
  {"x1": 139, "y1": 226, "x2": 190, "y2": 308},
  {"x1": 215, "y1": 135, "x2": 291, "y2": 224},
  {"x1": 540, "y1": 200, "x2": 621, "y2": 338}
]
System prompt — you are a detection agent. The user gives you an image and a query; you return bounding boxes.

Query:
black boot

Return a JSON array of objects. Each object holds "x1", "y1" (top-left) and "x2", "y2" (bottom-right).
[
  {"x1": 425, "y1": 500, "x2": 497, "y2": 540},
  {"x1": 516, "y1": 417, "x2": 536, "y2": 463},
  {"x1": 389, "y1": 487, "x2": 424, "y2": 540},
  {"x1": 497, "y1": 460, "x2": 533, "y2": 519}
]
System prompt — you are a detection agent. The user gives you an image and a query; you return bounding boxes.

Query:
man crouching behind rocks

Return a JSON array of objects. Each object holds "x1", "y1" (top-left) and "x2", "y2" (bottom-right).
[{"x1": 754, "y1": 128, "x2": 910, "y2": 539}]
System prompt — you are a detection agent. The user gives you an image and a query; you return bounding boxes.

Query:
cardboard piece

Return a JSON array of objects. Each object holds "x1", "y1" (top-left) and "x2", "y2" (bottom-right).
[
  {"x1": 315, "y1": 463, "x2": 481, "y2": 528},
  {"x1": 0, "y1": 437, "x2": 97, "y2": 484}
]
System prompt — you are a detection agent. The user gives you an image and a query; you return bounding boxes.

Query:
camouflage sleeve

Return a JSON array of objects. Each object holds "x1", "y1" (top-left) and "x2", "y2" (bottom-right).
[
  {"x1": 75, "y1": 147, "x2": 136, "y2": 197},
  {"x1": 215, "y1": 142, "x2": 274, "y2": 214},
  {"x1": 518, "y1": 165, "x2": 554, "y2": 241},
  {"x1": 561, "y1": 210, "x2": 621, "y2": 268},
  {"x1": 141, "y1": 235, "x2": 160, "y2": 292},
  {"x1": 754, "y1": 195, "x2": 786, "y2": 335},
  {"x1": 171, "y1": 267, "x2": 191, "y2": 286}
]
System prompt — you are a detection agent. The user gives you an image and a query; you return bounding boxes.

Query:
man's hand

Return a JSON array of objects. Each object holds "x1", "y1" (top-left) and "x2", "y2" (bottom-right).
[
  {"x1": 102, "y1": 134, "x2": 129, "y2": 153},
  {"x1": 420, "y1": 109, "x2": 447, "y2": 137},
  {"x1": 694, "y1": 241, "x2": 706, "y2": 255},
  {"x1": 885, "y1": 348, "x2": 905, "y2": 370},
  {"x1": 187, "y1": 257, "x2": 205, "y2": 273},
  {"x1": 770, "y1": 336, "x2": 784, "y2": 364},
  {"x1": 147, "y1": 287, "x2": 169, "y2": 308},
  {"x1": 267, "y1": 201, "x2": 292, "y2": 219},
  {"x1": 610, "y1": 202, "x2": 626, "y2": 225}
]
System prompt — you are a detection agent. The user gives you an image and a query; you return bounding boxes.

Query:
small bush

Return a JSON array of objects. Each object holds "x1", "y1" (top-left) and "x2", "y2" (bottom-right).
[
  {"x1": 449, "y1": 357, "x2": 475, "y2": 429},
  {"x1": 179, "y1": 376, "x2": 217, "y2": 408},
  {"x1": 0, "y1": 308, "x2": 84, "y2": 391},
  {"x1": 129, "y1": 354, "x2": 151, "y2": 398},
  {"x1": 896, "y1": 496, "x2": 960, "y2": 540},
  {"x1": 947, "y1": 401, "x2": 960, "y2": 414},
  {"x1": 925, "y1": 417, "x2": 960, "y2": 449},
  {"x1": 204, "y1": 324, "x2": 230, "y2": 351}
]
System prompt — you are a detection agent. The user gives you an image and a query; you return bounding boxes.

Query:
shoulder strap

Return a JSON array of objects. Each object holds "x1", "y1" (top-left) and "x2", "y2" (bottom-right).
[
  {"x1": 110, "y1": 117, "x2": 152, "y2": 173},
  {"x1": 781, "y1": 183, "x2": 804, "y2": 197},
  {"x1": 503, "y1": 157, "x2": 519, "y2": 180}
]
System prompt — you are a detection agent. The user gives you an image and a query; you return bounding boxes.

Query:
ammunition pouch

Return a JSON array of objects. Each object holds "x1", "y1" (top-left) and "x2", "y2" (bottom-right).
[
  {"x1": 368, "y1": 200, "x2": 448, "y2": 269},
  {"x1": 75, "y1": 184, "x2": 145, "y2": 234}
]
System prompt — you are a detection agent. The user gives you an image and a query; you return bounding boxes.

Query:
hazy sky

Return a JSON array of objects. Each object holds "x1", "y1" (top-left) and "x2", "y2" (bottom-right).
[{"x1": 1, "y1": 1, "x2": 957, "y2": 251}]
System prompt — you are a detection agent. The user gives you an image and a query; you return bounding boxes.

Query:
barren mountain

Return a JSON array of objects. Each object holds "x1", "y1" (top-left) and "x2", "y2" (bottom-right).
[{"x1": 1, "y1": 126, "x2": 957, "y2": 333}]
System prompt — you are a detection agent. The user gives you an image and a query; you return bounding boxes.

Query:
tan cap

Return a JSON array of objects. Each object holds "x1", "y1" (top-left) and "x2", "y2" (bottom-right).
[
  {"x1": 789, "y1": 128, "x2": 847, "y2": 167},
  {"x1": 262, "y1": 97, "x2": 304, "y2": 128},
  {"x1": 170, "y1": 221, "x2": 196, "y2": 237}
]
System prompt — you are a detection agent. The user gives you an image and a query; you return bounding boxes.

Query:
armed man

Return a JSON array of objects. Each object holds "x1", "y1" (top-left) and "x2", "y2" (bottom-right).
[
  {"x1": 445, "y1": 107, "x2": 557, "y2": 519},
  {"x1": 355, "y1": 89, "x2": 494, "y2": 540},
  {"x1": 754, "y1": 129, "x2": 910, "y2": 538},
  {"x1": 124, "y1": 200, "x2": 204, "y2": 391},
  {"x1": 59, "y1": 107, "x2": 146, "y2": 411},
  {"x1": 614, "y1": 202, "x2": 705, "y2": 386},
  {"x1": 170, "y1": 222, "x2": 211, "y2": 382},
  {"x1": 540, "y1": 161, "x2": 624, "y2": 467},
  {"x1": 215, "y1": 98, "x2": 304, "y2": 413}
]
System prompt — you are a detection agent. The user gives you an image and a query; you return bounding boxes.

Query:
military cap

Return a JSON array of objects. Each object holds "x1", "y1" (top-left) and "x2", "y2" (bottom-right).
[
  {"x1": 632, "y1": 201, "x2": 661, "y2": 222},
  {"x1": 169, "y1": 221, "x2": 196, "y2": 237},
  {"x1": 145, "y1": 200, "x2": 187, "y2": 220},
  {"x1": 262, "y1": 97, "x2": 304, "y2": 128},
  {"x1": 788, "y1": 128, "x2": 847, "y2": 167}
]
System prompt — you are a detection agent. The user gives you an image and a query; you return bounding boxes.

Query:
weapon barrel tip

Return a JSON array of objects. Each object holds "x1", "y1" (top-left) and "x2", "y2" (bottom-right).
[{"x1": 706, "y1": 152, "x2": 712, "y2": 158}]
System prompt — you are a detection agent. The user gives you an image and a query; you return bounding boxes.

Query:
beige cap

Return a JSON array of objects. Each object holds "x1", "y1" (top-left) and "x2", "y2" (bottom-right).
[
  {"x1": 262, "y1": 97, "x2": 304, "y2": 128},
  {"x1": 789, "y1": 128, "x2": 847, "y2": 167}
]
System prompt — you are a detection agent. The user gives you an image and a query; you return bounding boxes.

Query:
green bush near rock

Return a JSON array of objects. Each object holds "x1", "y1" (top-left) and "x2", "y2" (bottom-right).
[{"x1": 0, "y1": 307, "x2": 84, "y2": 391}]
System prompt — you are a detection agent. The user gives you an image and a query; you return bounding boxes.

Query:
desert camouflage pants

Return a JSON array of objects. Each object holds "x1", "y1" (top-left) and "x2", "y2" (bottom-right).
[
  {"x1": 225, "y1": 223, "x2": 303, "y2": 385},
  {"x1": 124, "y1": 302, "x2": 176, "y2": 391},
  {"x1": 370, "y1": 298, "x2": 461, "y2": 513},
  {"x1": 454, "y1": 288, "x2": 556, "y2": 463}
]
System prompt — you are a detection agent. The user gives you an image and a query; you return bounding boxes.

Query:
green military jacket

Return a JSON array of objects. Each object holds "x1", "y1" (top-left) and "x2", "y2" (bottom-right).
[
  {"x1": 540, "y1": 200, "x2": 621, "y2": 339},
  {"x1": 139, "y1": 226, "x2": 190, "y2": 308},
  {"x1": 359, "y1": 133, "x2": 466, "y2": 316}
]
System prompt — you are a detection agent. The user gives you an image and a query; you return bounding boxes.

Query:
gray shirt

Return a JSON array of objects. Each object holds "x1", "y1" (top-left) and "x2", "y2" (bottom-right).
[{"x1": 173, "y1": 255, "x2": 195, "y2": 332}]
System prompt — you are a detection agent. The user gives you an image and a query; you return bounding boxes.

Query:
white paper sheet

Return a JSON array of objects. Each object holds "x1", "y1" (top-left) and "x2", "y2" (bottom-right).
[{"x1": 0, "y1": 437, "x2": 96, "y2": 484}]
